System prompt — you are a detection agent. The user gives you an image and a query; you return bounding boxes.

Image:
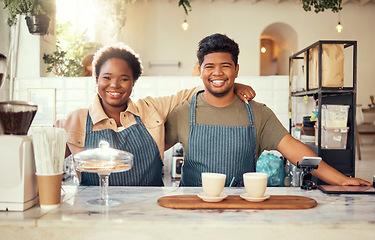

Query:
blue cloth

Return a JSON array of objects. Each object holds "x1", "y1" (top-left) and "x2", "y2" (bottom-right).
[
  {"x1": 180, "y1": 91, "x2": 257, "y2": 187},
  {"x1": 256, "y1": 153, "x2": 285, "y2": 187},
  {"x1": 80, "y1": 111, "x2": 164, "y2": 186}
]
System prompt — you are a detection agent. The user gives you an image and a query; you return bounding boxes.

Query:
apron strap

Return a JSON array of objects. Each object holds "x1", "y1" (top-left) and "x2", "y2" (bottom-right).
[
  {"x1": 85, "y1": 111, "x2": 93, "y2": 132},
  {"x1": 189, "y1": 90, "x2": 203, "y2": 125}
]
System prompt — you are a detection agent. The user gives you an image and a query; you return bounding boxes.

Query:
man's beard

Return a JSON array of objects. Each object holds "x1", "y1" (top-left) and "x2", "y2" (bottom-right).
[{"x1": 206, "y1": 87, "x2": 232, "y2": 98}]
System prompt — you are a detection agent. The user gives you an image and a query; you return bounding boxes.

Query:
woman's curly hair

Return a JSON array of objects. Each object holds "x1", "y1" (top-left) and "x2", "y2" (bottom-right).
[{"x1": 92, "y1": 42, "x2": 143, "y2": 82}]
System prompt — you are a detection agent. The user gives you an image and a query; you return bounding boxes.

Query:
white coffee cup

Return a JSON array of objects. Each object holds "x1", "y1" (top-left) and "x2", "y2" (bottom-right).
[
  {"x1": 201, "y1": 172, "x2": 226, "y2": 197},
  {"x1": 243, "y1": 172, "x2": 268, "y2": 198}
]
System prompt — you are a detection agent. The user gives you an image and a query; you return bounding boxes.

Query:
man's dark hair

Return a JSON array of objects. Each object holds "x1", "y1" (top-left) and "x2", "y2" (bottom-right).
[{"x1": 197, "y1": 33, "x2": 239, "y2": 66}]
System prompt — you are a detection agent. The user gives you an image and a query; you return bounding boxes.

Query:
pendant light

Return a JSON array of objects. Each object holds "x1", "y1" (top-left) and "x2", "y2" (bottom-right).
[
  {"x1": 336, "y1": 12, "x2": 343, "y2": 33},
  {"x1": 182, "y1": 20, "x2": 189, "y2": 31}
]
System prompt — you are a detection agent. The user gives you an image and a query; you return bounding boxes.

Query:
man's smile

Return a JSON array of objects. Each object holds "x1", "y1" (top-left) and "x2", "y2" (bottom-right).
[{"x1": 210, "y1": 79, "x2": 227, "y2": 87}]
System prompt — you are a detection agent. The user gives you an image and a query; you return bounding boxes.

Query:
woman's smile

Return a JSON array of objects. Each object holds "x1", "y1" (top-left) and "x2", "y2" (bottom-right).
[{"x1": 106, "y1": 91, "x2": 124, "y2": 98}]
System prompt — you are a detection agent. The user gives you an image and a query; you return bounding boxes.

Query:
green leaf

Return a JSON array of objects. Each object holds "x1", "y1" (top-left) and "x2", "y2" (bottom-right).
[
  {"x1": 43, "y1": 21, "x2": 102, "y2": 77},
  {"x1": 178, "y1": 0, "x2": 191, "y2": 15},
  {"x1": 301, "y1": 0, "x2": 342, "y2": 13}
]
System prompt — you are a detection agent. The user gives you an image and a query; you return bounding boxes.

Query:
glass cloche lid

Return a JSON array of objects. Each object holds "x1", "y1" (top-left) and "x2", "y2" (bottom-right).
[
  {"x1": 74, "y1": 140, "x2": 134, "y2": 161},
  {"x1": 73, "y1": 140, "x2": 133, "y2": 206}
]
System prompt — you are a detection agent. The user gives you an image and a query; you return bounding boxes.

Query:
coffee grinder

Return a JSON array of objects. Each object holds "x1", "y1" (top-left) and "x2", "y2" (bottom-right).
[{"x1": 0, "y1": 101, "x2": 39, "y2": 211}]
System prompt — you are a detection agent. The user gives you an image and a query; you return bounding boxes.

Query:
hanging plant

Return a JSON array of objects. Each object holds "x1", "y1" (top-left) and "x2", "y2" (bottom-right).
[
  {"x1": 179, "y1": 0, "x2": 192, "y2": 15},
  {"x1": 101, "y1": 0, "x2": 139, "y2": 29},
  {"x1": 301, "y1": 0, "x2": 342, "y2": 13},
  {"x1": 98, "y1": 0, "x2": 139, "y2": 42},
  {"x1": 0, "y1": 0, "x2": 55, "y2": 27},
  {"x1": 176, "y1": 0, "x2": 341, "y2": 14}
]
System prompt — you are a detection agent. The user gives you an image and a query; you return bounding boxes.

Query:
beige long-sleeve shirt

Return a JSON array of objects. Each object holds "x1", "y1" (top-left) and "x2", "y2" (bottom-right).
[{"x1": 56, "y1": 87, "x2": 199, "y2": 160}]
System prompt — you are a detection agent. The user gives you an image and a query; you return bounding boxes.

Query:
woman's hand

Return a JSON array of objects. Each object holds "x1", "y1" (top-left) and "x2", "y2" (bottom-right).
[{"x1": 234, "y1": 83, "x2": 256, "y2": 103}]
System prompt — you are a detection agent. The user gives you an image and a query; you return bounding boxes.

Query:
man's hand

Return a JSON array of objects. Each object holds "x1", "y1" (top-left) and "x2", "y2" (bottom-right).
[{"x1": 340, "y1": 177, "x2": 372, "y2": 186}]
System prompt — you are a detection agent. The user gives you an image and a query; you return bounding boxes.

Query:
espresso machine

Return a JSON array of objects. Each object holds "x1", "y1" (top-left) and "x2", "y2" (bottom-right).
[
  {"x1": 0, "y1": 101, "x2": 39, "y2": 211},
  {"x1": 171, "y1": 143, "x2": 184, "y2": 180}
]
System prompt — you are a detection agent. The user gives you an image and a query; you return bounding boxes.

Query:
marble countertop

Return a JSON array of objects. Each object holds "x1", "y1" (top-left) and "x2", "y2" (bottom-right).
[{"x1": 1, "y1": 186, "x2": 375, "y2": 240}]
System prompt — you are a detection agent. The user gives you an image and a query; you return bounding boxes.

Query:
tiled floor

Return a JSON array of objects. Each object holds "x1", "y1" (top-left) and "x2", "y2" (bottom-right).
[{"x1": 355, "y1": 142, "x2": 375, "y2": 183}]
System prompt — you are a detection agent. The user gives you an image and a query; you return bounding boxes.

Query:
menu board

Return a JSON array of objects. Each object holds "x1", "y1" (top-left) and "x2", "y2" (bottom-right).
[{"x1": 28, "y1": 88, "x2": 56, "y2": 126}]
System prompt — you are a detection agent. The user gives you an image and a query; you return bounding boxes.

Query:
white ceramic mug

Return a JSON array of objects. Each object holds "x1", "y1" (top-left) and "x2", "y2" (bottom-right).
[
  {"x1": 201, "y1": 172, "x2": 226, "y2": 197},
  {"x1": 243, "y1": 172, "x2": 268, "y2": 198}
]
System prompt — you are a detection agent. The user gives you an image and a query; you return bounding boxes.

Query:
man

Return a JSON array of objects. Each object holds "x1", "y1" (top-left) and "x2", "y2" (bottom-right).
[{"x1": 165, "y1": 33, "x2": 371, "y2": 187}]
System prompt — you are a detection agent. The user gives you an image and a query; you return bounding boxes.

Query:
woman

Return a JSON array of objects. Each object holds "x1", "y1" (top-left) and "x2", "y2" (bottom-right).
[{"x1": 56, "y1": 42, "x2": 255, "y2": 186}]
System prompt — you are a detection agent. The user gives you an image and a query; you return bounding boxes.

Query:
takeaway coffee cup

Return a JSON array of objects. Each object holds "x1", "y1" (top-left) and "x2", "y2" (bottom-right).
[
  {"x1": 243, "y1": 172, "x2": 268, "y2": 198},
  {"x1": 201, "y1": 172, "x2": 226, "y2": 197},
  {"x1": 36, "y1": 172, "x2": 63, "y2": 209}
]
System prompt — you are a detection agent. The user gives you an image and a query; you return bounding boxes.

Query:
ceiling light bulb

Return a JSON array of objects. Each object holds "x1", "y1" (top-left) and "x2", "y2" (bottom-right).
[
  {"x1": 336, "y1": 22, "x2": 343, "y2": 33},
  {"x1": 261, "y1": 47, "x2": 266, "y2": 53},
  {"x1": 182, "y1": 20, "x2": 189, "y2": 31}
]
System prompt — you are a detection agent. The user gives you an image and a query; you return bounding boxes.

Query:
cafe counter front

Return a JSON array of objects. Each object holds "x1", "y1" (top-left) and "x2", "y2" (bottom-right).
[{"x1": 1, "y1": 186, "x2": 374, "y2": 240}]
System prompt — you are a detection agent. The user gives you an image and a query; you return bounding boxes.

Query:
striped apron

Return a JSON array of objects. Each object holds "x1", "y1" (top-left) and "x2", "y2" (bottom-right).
[
  {"x1": 80, "y1": 111, "x2": 164, "y2": 186},
  {"x1": 180, "y1": 91, "x2": 256, "y2": 187}
]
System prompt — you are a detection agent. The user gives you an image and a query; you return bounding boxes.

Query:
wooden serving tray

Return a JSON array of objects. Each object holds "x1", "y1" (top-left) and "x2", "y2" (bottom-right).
[{"x1": 157, "y1": 195, "x2": 317, "y2": 210}]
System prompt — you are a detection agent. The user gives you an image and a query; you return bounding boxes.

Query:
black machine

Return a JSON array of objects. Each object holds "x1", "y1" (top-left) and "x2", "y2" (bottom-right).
[
  {"x1": 171, "y1": 143, "x2": 184, "y2": 180},
  {"x1": 297, "y1": 157, "x2": 322, "y2": 190}
]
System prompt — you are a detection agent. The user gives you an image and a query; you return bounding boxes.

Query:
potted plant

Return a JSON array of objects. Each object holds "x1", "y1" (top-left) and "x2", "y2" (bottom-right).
[
  {"x1": 0, "y1": 0, "x2": 55, "y2": 35},
  {"x1": 43, "y1": 22, "x2": 102, "y2": 77}
]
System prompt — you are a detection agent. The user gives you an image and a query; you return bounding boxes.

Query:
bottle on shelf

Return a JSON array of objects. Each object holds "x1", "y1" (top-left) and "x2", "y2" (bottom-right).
[{"x1": 294, "y1": 123, "x2": 302, "y2": 139}]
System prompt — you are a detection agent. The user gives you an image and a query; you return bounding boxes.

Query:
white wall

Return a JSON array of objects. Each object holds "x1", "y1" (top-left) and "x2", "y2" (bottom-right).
[
  {"x1": 0, "y1": 8, "x2": 9, "y2": 57},
  {"x1": 0, "y1": 8, "x2": 10, "y2": 101},
  {"x1": 15, "y1": 20, "x2": 56, "y2": 78},
  {"x1": 1, "y1": 1, "x2": 375, "y2": 108},
  {"x1": 13, "y1": 75, "x2": 290, "y2": 130},
  {"x1": 0, "y1": 8, "x2": 56, "y2": 102},
  {"x1": 119, "y1": 1, "x2": 375, "y2": 108}
]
